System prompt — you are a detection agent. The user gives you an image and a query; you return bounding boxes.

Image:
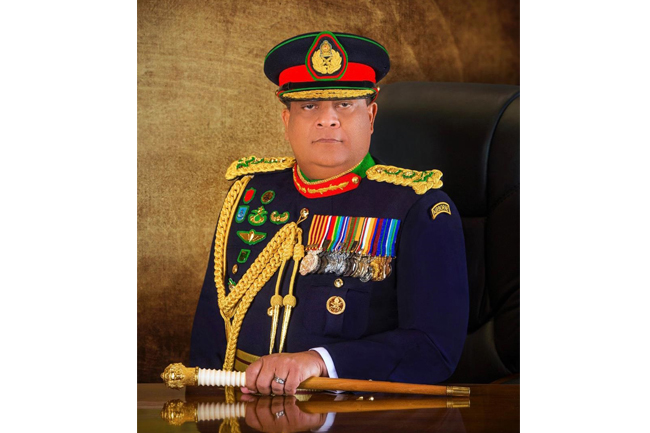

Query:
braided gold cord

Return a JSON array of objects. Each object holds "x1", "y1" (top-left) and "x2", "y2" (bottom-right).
[{"x1": 213, "y1": 176, "x2": 303, "y2": 370}]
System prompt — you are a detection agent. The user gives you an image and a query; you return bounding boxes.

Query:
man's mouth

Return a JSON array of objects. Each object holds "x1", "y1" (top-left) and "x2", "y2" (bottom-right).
[{"x1": 313, "y1": 138, "x2": 342, "y2": 143}]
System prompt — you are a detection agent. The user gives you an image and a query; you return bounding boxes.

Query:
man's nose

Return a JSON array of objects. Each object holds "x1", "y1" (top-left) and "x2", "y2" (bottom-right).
[{"x1": 316, "y1": 105, "x2": 340, "y2": 128}]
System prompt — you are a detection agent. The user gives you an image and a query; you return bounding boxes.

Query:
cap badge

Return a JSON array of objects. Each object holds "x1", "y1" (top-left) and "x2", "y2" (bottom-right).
[
  {"x1": 311, "y1": 40, "x2": 342, "y2": 75},
  {"x1": 306, "y1": 32, "x2": 348, "y2": 80}
]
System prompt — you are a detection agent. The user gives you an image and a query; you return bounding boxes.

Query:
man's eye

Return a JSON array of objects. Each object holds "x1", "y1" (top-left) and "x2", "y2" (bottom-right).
[
  {"x1": 302, "y1": 104, "x2": 316, "y2": 110},
  {"x1": 338, "y1": 102, "x2": 352, "y2": 108}
]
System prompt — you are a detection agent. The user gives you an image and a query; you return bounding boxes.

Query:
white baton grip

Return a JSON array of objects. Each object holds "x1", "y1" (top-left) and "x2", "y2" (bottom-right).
[
  {"x1": 198, "y1": 368, "x2": 246, "y2": 387},
  {"x1": 161, "y1": 363, "x2": 246, "y2": 389}
]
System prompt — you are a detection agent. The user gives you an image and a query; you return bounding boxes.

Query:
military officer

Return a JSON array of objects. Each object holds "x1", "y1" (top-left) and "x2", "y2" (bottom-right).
[{"x1": 190, "y1": 31, "x2": 469, "y2": 396}]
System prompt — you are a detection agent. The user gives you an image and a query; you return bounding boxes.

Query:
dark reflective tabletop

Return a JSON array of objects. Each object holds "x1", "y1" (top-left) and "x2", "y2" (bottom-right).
[{"x1": 138, "y1": 383, "x2": 519, "y2": 432}]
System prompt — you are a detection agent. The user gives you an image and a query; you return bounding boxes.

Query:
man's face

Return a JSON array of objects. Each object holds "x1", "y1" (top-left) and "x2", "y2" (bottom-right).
[{"x1": 281, "y1": 99, "x2": 378, "y2": 173}]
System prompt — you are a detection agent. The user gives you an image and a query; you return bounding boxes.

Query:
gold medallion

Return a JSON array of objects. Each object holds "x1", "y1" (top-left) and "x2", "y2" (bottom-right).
[
  {"x1": 326, "y1": 296, "x2": 346, "y2": 315},
  {"x1": 430, "y1": 202, "x2": 451, "y2": 220}
]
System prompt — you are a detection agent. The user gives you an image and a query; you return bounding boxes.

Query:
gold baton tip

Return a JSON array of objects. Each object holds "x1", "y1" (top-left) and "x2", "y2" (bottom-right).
[
  {"x1": 446, "y1": 386, "x2": 470, "y2": 396},
  {"x1": 161, "y1": 363, "x2": 199, "y2": 389}
]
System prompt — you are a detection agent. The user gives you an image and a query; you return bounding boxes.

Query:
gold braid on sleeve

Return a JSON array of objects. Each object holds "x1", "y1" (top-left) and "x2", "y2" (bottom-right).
[{"x1": 213, "y1": 175, "x2": 305, "y2": 371}]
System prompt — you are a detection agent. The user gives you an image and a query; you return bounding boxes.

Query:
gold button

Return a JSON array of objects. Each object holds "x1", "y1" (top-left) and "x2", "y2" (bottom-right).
[
  {"x1": 326, "y1": 296, "x2": 346, "y2": 315},
  {"x1": 334, "y1": 278, "x2": 344, "y2": 288},
  {"x1": 351, "y1": 176, "x2": 360, "y2": 184},
  {"x1": 232, "y1": 264, "x2": 238, "y2": 274}
]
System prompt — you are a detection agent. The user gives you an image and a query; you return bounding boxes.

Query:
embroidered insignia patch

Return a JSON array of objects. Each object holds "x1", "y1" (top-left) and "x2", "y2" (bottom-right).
[
  {"x1": 306, "y1": 32, "x2": 348, "y2": 80},
  {"x1": 235, "y1": 205, "x2": 249, "y2": 223},
  {"x1": 243, "y1": 188, "x2": 256, "y2": 204},
  {"x1": 248, "y1": 206, "x2": 268, "y2": 226},
  {"x1": 261, "y1": 190, "x2": 275, "y2": 204},
  {"x1": 237, "y1": 229, "x2": 267, "y2": 245},
  {"x1": 270, "y1": 210, "x2": 289, "y2": 225},
  {"x1": 430, "y1": 202, "x2": 451, "y2": 220},
  {"x1": 237, "y1": 249, "x2": 251, "y2": 263}
]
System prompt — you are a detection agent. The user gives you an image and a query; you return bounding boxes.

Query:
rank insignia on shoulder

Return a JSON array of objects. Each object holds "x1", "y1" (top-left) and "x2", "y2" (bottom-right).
[
  {"x1": 225, "y1": 156, "x2": 296, "y2": 180},
  {"x1": 430, "y1": 202, "x2": 451, "y2": 220},
  {"x1": 366, "y1": 165, "x2": 443, "y2": 194}
]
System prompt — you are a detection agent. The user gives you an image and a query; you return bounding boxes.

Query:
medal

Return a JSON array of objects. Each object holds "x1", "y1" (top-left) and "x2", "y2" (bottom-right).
[
  {"x1": 316, "y1": 252, "x2": 329, "y2": 274},
  {"x1": 343, "y1": 254, "x2": 358, "y2": 277},
  {"x1": 299, "y1": 249, "x2": 321, "y2": 275},
  {"x1": 383, "y1": 257, "x2": 393, "y2": 279},
  {"x1": 369, "y1": 256, "x2": 383, "y2": 281}
]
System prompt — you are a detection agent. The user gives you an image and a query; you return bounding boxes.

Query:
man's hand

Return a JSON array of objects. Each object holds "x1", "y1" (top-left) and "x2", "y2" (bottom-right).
[{"x1": 241, "y1": 351, "x2": 329, "y2": 396}]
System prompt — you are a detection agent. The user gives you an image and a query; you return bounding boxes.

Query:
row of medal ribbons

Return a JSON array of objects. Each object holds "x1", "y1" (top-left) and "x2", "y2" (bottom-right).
[{"x1": 299, "y1": 215, "x2": 401, "y2": 282}]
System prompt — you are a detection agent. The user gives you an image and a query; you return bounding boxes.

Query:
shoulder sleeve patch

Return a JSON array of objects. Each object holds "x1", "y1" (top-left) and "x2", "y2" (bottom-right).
[
  {"x1": 366, "y1": 164, "x2": 443, "y2": 194},
  {"x1": 430, "y1": 202, "x2": 451, "y2": 220},
  {"x1": 225, "y1": 156, "x2": 296, "y2": 180}
]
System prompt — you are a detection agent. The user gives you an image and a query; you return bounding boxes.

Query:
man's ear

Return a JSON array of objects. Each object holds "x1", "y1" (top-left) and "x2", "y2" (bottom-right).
[
  {"x1": 281, "y1": 106, "x2": 291, "y2": 141},
  {"x1": 367, "y1": 102, "x2": 378, "y2": 134}
]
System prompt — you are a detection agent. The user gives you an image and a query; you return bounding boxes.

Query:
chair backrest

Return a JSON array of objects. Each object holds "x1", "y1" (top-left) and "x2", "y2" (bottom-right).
[{"x1": 370, "y1": 82, "x2": 520, "y2": 383}]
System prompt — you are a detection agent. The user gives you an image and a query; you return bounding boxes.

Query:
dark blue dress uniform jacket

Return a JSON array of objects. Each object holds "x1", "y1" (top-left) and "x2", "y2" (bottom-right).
[{"x1": 190, "y1": 166, "x2": 469, "y2": 384}]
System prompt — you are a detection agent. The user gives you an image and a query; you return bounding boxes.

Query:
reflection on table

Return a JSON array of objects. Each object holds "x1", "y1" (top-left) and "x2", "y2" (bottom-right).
[{"x1": 137, "y1": 383, "x2": 519, "y2": 433}]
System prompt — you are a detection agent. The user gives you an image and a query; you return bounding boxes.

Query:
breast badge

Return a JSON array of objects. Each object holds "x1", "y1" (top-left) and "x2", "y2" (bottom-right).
[
  {"x1": 430, "y1": 202, "x2": 451, "y2": 220},
  {"x1": 248, "y1": 206, "x2": 268, "y2": 226},
  {"x1": 326, "y1": 296, "x2": 346, "y2": 315},
  {"x1": 270, "y1": 210, "x2": 290, "y2": 225},
  {"x1": 261, "y1": 190, "x2": 275, "y2": 204},
  {"x1": 237, "y1": 229, "x2": 267, "y2": 245},
  {"x1": 235, "y1": 205, "x2": 249, "y2": 223}
]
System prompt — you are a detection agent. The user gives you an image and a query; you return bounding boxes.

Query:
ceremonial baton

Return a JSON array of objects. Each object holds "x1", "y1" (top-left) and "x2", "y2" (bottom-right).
[{"x1": 161, "y1": 363, "x2": 470, "y2": 396}]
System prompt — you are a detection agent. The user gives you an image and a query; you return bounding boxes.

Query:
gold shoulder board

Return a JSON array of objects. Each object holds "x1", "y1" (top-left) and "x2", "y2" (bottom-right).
[
  {"x1": 366, "y1": 164, "x2": 443, "y2": 195},
  {"x1": 225, "y1": 156, "x2": 296, "y2": 180}
]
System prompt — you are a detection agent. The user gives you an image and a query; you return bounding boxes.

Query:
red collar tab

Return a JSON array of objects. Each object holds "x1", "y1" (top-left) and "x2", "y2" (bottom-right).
[{"x1": 292, "y1": 166, "x2": 362, "y2": 198}]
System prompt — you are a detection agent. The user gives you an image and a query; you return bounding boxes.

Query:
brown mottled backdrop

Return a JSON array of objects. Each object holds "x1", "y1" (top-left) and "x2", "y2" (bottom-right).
[{"x1": 137, "y1": 0, "x2": 519, "y2": 382}]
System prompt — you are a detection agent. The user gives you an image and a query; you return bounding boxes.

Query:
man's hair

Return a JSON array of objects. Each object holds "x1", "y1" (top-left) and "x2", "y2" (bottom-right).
[{"x1": 282, "y1": 97, "x2": 373, "y2": 110}]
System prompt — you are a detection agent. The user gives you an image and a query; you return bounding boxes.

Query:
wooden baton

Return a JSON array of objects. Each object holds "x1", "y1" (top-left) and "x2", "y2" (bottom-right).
[{"x1": 161, "y1": 363, "x2": 469, "y2": 397}]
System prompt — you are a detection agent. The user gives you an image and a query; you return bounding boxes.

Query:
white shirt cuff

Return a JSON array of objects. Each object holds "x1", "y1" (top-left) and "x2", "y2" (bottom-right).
[
  {"x1": 311, "y1": 412, "x2": 336, "y2": 432},
  {"x1": 309, "y1": 347, "x2": 339, "y2": 378}
]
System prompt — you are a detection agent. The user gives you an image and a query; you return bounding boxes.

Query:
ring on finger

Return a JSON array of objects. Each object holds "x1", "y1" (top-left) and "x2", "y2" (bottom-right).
[
  {"x1": 273, "y1": 375, "x2": 286, "y2": 385},
  {"x1": 274, "y1": 410, "x2": 285, "y2": 418}
]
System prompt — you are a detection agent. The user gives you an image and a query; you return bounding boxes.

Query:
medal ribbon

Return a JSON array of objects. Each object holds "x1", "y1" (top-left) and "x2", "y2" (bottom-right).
[
  {"x1": 386, "y1": 219, "x2": 400, "y2": 257},
  {"x1": 311, "y1": 215, "x2": 401, "y2": 257},
  {"x1": 343, "y1": 217, "x2": 359, "y2": 253},
  {"x1": 307, "y1": 214, "x2": 319, "y2": 249},
  {"x1": 320, "y1": 215, "x2": 334, "y2": 250}
]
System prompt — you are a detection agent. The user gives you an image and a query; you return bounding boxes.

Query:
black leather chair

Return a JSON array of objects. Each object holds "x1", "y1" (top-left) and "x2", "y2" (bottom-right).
[{"x1": 370, "y1": 82, "x2": 520, "y2": 383}]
